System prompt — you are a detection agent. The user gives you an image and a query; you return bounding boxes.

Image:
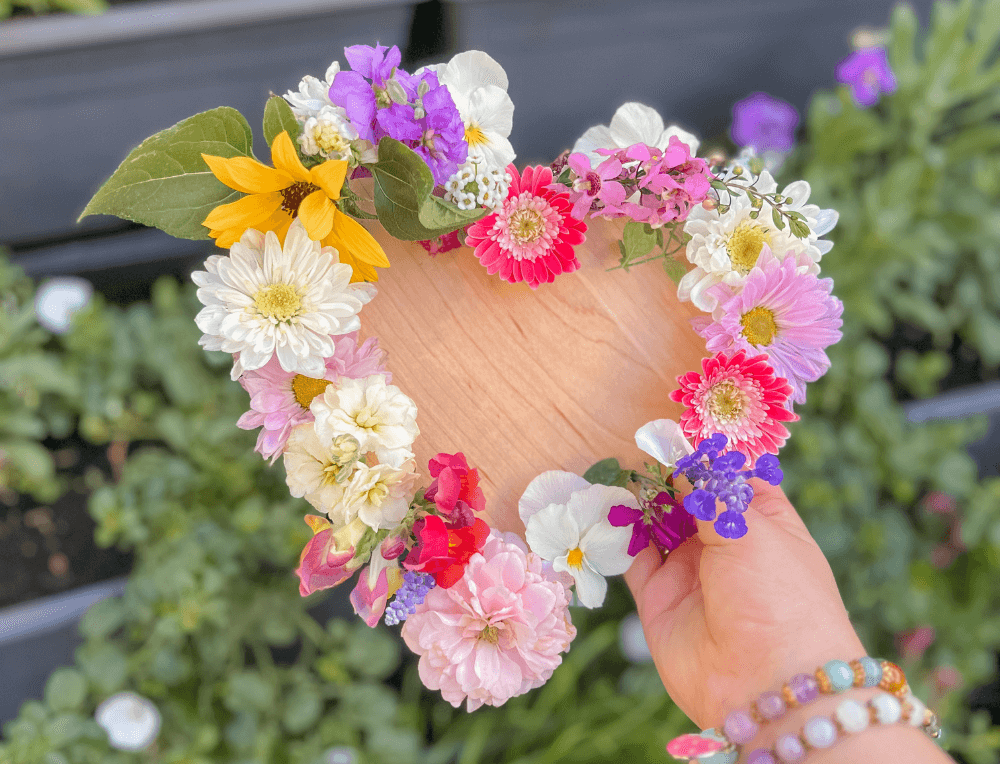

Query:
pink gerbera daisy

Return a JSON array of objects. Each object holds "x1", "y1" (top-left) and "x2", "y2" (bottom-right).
[
  {"x1": 693, "y1": 247, "x2": 843, "y2": 404},
  {"x1": 236, "y1": 332, "x2": 390, "y2": 462},
  {"x1": 669, "y1": 350, "x2": 798, "y2": 464},
  {"x1": 465, "y1": 164, "x2": 587, "y2": 289}
]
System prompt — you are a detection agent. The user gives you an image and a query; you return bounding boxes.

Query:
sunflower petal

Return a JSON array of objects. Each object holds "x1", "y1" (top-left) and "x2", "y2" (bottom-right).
[
  {"x1": 309, "y1": 159, "x2": 349, "y2": 200},
  {"x1": 270, "y1": 131, "x2": 312, "y2": 182},
  {"x1": 329, "y1": 209, "x2": 391, "y2": 268},
  {"x1": 210, "y1": 227, "x2": 244, "y2": 249},
  {"x1": 298, "y1": 192, "x2": 336, "y2": 240},
  {"x1": 201, "y1": 153, "x2": 292, "y2": 194},
  {"x1": 203, "y1": 192, "x2": 283, "y2": 231},
  {"x1": 334, "y1": 247, "x2": 380, "y2": 282}
]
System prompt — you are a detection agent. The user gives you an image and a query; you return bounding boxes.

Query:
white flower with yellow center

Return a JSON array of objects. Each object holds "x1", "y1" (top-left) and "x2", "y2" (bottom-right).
[
  {"x1": 572, "y1": 102, "x2": 700, "y2": 167},
  {"x1": 311, "y1": 374, "x2": 419, "y2": 468},
  {"x1": 193, "y1": 219, "x2": 376, "y2": 381},
  {"x1": 338, "y1": 458, "x2": 418, "y2": 530},
  {"x1": 283, "y1": 423, "x2": 361, "y2": 515},
  {"x1": 519, "y1": 471, "x2": 635, "y2": 609},
  {"x1": 678, "y1": 170, "x2": 837, "y2": 313},
  {"x1": 423, "y1": 51, "x2": 516, "y2": 170},
  {"x1": 299, "y1": 105, "x2": 376, "y2": 164},
  {"x1": 284, "y1": 61, "x2": 342, "y2": 121}
]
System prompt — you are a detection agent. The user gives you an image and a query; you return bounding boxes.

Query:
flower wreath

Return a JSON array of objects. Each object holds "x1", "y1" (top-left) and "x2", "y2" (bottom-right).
[{"x1": 83, "y1": 44, "x2": 842, "y2": 718}]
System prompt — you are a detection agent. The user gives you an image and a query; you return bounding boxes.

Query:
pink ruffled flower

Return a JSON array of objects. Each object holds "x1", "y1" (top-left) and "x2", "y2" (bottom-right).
[
  {"x1": 418, "y1": 230, "x2": 463, "y2": 255},
  {"x1": 236, "y1": 332, "x2": 389, "y2": 462},
  {"x1": 465, "y1": 164, "x2": 586, "y2": 289},
  {"x1": 565, "y1": 151, "x2": 625, "y2": 220},
  {"x1": 669, "y1": 350, "x2": 798, "y2": 464},
  {"x1": 693, "y1": 247, "x2": 843, "y2": 404},
  {"x1": 401, "y1": 531, "x2": 576, "y2": 711}
]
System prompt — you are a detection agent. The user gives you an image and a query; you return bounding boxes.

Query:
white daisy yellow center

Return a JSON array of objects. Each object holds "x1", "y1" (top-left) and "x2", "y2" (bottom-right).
[
  {"x1": 726, "y1": 220, "x2": 772, "y2": 274},
  {"x1": 741, "y1": 307, "x2": 778, "y2": 346},
  {"x1": 254, "y1": 283, "x2": 302, "y2": 322},
  {"x1": 566, "y1": 547, "x2": 584, "y2": 569},
  {"x1": 465, "y1": 123, "x2": 488, "y2": 146}
]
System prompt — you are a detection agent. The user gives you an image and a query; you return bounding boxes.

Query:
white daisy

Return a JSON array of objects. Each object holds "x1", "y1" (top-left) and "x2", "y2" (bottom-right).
[
  {"x1": 284, "y1": 61, "x2": 342, "y2": 122},
  {"x1": 311, "y1": 374, "x2": 419, "y2": 468},
  {"x1": 338, "y1": 459, "x2": 418, "y2": 531},
  {"x1": 520, "y1": 472, "x2": 635, "y2": 609},
  {"x1": 424, "y1": 51, "x2": 516, "y2": 170},
  {"x1": 192, "y1": 219, "x2": 376, "y2": 381},
  {"x1": 677, "y1": 170, "x2": 838, "y2": 313},
  {"x1": 572, "y1": 102, "x2": 700, "y2": 167}
]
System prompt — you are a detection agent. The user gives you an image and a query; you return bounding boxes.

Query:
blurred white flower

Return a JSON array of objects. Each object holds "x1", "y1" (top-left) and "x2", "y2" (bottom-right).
[
  {"x1": 619, "y1": 612, "x2": 653, "y2": 663},
  {"x1": 33, "y1": 276, "x2": 92, "y2": 334},
  {"x1": 94, "y1": 692, "x2": 161, "y2": 752},
  {"x1": 325, "y1": 746, "x2": 358, "y2": 764}
]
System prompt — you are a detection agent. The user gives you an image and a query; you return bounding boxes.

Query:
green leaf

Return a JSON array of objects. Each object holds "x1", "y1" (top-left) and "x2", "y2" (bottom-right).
[
  {"x1": 788, "y1": 218, "x2": 811, "y2": 239},
  {"x1": 370, "y1": 138, "x2": 485, "y2": 240},
  {"x1": 44, "y1": 669, "x2": 87, "y2": 712},
  {"x1": 79, "y1": 107, "x2": 254, "y2": 240},
  {"x1": 583, "y1": 458, "x2": 624, "y2": 486},
  {"x1": 621, "y1": 221, "x2": 657, "y2": 261},
  {"x1": 771, "y1": 206, "x2": 785, "y2": 231},
  {"x1": 662, "y1": 256, "x2": 687, "y2": 284},
  {"x1": 262, "y1": 96, "x2": 301, "y2": 148}
]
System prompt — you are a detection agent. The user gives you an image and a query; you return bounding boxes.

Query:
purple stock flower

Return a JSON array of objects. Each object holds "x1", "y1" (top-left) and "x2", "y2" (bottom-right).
[
  {"x1": 731, "y1": 92, "x2": 799, "y2": 153},
  {"x1": 330, "y1": 70, "x2": 379, "y2": 142},
  {"x1": 835, "y1": 48, "x2": 897, "y2": 108},
  {"x1": 384, "y1": 570, "x2": 435, "y2": 626},
  {"x1": 344, "y1": 42, "x2": 400, "y2": 88},
  {"x1": 410, "y1": 71, "x2": 468, "y2": 185}
]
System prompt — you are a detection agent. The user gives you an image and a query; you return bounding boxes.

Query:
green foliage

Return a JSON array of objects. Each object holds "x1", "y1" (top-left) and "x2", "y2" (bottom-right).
[
  {"x1": 263, "y1": 96, "x2": 301, "y2": 149},
  {"x1": 79, "y1": 107, "x2": 253, "y2": 240},
  {"x1": 0, "y1": 0, "x2": 105, "y2": 19}
]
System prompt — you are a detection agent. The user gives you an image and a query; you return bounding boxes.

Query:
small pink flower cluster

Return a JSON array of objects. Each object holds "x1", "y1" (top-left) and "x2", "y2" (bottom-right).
[{"x1": 564, "y1": 137, "x2": 712, "y2": 227}]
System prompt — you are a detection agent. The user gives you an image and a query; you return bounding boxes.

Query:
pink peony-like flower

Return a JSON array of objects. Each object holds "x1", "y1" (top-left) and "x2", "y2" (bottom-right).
[
  {"x1": 401, "y1": 531, "x2": 576, "y2": 711},
  {"x1": 693, "y1": 247, "x2": 843, "y2": 404},
  {"x1": 236, "y1": 331, "x2": 389, "y2": 462},
  {"x1": 669, "y1": 350, "x2": 798, "y2": 464},
  {"x1": 465, "y1": 164, "x2": 587, "y2": 289}
]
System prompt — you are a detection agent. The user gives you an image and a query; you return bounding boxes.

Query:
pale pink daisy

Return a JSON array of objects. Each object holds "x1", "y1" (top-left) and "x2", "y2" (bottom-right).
[
  {"x1": 465, "y1": 164, "x2": 586, "y2": 289},
  {"x1": 693, "y1": 247, "x2": 843, "y2": 404},
  {"x1": 401, "y1": 531, "x2": 576, "y2": 711},
  {"x1": 236, "y1": 332, "x2": 389, "y2": 462},
  {"x1": 669, "y1": 350, "x2": 798, "y2": 464}
]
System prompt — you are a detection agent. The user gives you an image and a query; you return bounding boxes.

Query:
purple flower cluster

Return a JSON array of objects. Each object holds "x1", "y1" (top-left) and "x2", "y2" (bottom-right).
[
  {"x1": 328, "y1": 43, "x2": 467, "y2": 184},
  {"x1": 609, "y1": 491, "x2": 698, "y2": 557},
  {"x1": 673, "y1": 433, "x2": 783, "y2": 539},
  {"x1": 384, "y1": 570, "x2": 436, "y2": 626}
]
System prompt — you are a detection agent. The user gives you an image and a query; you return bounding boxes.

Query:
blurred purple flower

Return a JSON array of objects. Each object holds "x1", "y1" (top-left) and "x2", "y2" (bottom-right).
[
  {"x1": 835, "y1": 48, "x2": 897, "y2": 108},
  {"x1": 730, "y1": 92, "x2": 799, "y2": 153}
]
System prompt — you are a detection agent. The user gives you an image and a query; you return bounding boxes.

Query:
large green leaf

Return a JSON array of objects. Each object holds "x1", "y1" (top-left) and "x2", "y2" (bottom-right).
[
  {"x1": 262, "y1": 96, "x2": 301, "y2": 148},
  {"x1": 79, "y1": 107, "x2": 254, "y2": 240},
  {"x1": 369, "y1": 137, "x2": 485, "y2": 241}
]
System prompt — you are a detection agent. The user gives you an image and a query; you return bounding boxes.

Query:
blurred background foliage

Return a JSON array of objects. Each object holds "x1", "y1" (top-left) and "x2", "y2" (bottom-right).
[
  {"x1": 4, "y1": 0, "x2": 1000, "y2": 761},
  {"x1": 0, "y1": 0, "x2": 106, "y2": 20}
]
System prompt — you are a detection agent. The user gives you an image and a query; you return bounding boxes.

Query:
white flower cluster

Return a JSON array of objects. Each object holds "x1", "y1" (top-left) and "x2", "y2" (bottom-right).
[{"x1": 444, "y1": 158, "x2": 511, "y2": 211}]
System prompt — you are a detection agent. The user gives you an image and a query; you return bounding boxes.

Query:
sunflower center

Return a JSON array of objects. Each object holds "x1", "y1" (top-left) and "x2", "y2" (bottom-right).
[
  {"x1": 291, "y1": 374, "x2": 332, "y2": 410},
  {"x1": 465, "y1": 123, "x2": 487, "y2": 146},
  {"x1": 313, "y1": 123, "x2": 350, "y2": 156},
  {"x1": 509, "y1": 208, "x2": 545, "y2": 244},
  {"x1": 280, "y1": 182, "x2": 320, "y2": 218},
  {"x1": 707, "y1": 378, "x2": 747, "y2": 423},
  {"x1": 254, "y1": 283, "x2": 302, "y2": 322},
  {"x1": 726, "y1": 220, "x2": 772, "y2": 274},
  {"x1": 740, "y1": 306, "x2": 778, "y2": 346},
  {"x1": 479, "y1": 624, "x2": 500, "y2": 644},
  {"x1": 566, "y1": 547, "x2": 584, "y2": 569}
]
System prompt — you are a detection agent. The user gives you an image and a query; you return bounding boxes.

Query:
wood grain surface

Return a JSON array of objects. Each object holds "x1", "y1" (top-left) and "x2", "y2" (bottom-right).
[{"x1": 358, "y1": 205, "x2": 709, "y2": 535}]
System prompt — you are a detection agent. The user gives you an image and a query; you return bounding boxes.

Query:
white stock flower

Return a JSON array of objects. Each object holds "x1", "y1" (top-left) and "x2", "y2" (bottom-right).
[
  {"x1": 299, "y1": 104, "x2": 375, "y2": 164},
  {"x1": 284, "y1": 61, "x2": 341, "y2": 121},
  {"x1": 425, "y1": 51, "x2": 516, "y2": 170},
  {"x1": 192, "y1": 220, "x2": 376, "y2": 381},
  {"x1": 519, "y1": 471, "x2": 635, "y2": 608},
  {"x1": 634, "y1": 419, "x2": 694, "y2": 473},
  {"x1": 283, "y1": 423, "x2": 353, "y2": 514},
  {"x1": 311, "y1": 375, "x2": 419, "y2": 468},
  {"x1": 678, "y1": 170, "x2": 837, "y2": 313},
  {"x1": 572, "y1": 102, "x2": 700, "y2": 167},
  {"x1": 95, "y1": 692, "x2": 161, "y2": 752},
  {"x1": 338, "y1": 459, "x2": 418, "y2": 530}
]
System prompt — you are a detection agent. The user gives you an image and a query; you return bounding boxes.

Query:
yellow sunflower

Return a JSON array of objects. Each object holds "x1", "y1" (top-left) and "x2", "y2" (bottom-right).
[{"x1": 201, "y1": 131, "x2": 389, "y2": 282}]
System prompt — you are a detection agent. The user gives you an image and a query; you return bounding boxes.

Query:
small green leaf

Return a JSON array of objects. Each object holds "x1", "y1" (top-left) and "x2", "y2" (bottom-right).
[
  {"x1": 45, "y1": 669, "x2": 87, "y2": 712},
  {"x1": 79, "y1": 107, "x2": 254, "y2": 240},
  {"x1": 621, "y1": 221, "x2": 657, "y2": 260},
  {"x1": 771, "y1": 207, "x2": 785, "y2": 230},
  {"x1": 789, "y1": 219, "x2": 811, "y2": 239},
  {"x1": 662, "y1": 256, "x2": 688, "y2": 284},
  {"x1": 263, "y1": 96, "x2": 301, "y2": 148},
  {"x1": 583, "y1": 458, "x2": 623, "y2": 486}
]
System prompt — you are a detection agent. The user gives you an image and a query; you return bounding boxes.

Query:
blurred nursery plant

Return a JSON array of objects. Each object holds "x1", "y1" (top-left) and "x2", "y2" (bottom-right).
[
  {"x1": 0, "y1": 0, "x2": 106, "y2": 20},
  {"x1": 5, "y1": 0, "x2": 1000, "y2": 761}
]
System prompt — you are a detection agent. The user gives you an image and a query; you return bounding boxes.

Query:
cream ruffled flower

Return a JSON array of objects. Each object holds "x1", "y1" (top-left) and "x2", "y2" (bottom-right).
[
  {"x1": 192, "y1": 220, "x2": 376, "y2": 381},
  {"x1": 424, "y1": 51, "x2": 515, "y2": 170},
  {"x1": 572, "y1": 102, "x2": 700, "y2": 167},
  {"x1": 283, "y1": 423, "x2": 359, "y2": 514},
  {"x1": 299, "y1": 104, "x2": 377, "y2": 164},
  {"x1": 678, "y1": 170, "x2": 838, "y2": 313},
  {"x1": 337, "y1": 459, "x2": 418, "y2": 530},
  {"x1": 311, "y1": 375, "x2": 419, "y2": 468}
]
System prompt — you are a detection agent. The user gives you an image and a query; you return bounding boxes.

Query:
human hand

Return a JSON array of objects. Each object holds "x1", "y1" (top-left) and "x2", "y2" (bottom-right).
[{"x1": 624, "y1": 481, "x2": 865, "y2": 729}]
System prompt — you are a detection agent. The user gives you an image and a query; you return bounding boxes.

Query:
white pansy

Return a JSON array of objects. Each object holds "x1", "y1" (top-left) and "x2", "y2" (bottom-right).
[
  {"x1": 520, "y1": 471, "x2": 635, "y2": 608},
  {"x1": 34, "y1": 276, "x2": 92, "y2": 334},
  {"x1": 311, "y1": 374, "x2": 419, "y2": 468},
  {"x1": 634, "y1": 419, "x2": 694, "y2": 473},
  {"x1": 572, "y1": 102, "x2": 700, "y2": 167},
  {"x1": 299, "y1": 104, "x2": 376, "y2": 164},
  {"x1": 95, "y1": 692, "x2": 161, "y2": 752},
  {"x1": 444, "y1": 156, "x2": 511, "y2": 211},
  {"x1": 283, "y1": 423, "x2": 353, "y2": 515},
  {"x1": 338, "y1": 459, "x2": 418, "y2": 530},
  {"x1": 192, "y1": 220, "x2": 376, "y2": 381},
  {"x1": 284, "y1": 61, "x2": 341, "y2": 122},
  {"x1": 677, "y1": 170, "x2": 838, "y2": 313},
  {"x1": 424, "y1": 51, "x2": 515, "y2": 170}
]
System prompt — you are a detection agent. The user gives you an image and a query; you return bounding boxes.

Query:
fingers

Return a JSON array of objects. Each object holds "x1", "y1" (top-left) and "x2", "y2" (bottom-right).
[{"x1": 623, "y1": 536, "x2": 702, "y2": 621}]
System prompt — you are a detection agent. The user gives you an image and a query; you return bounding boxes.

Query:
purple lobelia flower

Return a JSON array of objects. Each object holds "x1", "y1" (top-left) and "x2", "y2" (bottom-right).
[
  {"x1": 835, "y1": 48, "x2": 897, "y2": 108},
  {"x1": 730, "y1": 92, "x2": 799, "y2": 153},
  {"x1": 384, "y1": 570, "x2": 436, "y2": 626}
]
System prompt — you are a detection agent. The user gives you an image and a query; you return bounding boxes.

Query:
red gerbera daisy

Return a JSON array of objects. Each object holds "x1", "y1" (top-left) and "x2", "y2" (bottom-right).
[
  {"x1": 669, "y1": 350, "x2": 798, "y2": 464},
  {"x1": 465, "y1": 164, "x2": 586, "y2": 288}
]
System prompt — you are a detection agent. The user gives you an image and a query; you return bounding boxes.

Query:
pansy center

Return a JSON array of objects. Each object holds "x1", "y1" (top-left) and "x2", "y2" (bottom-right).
[
  {"x1": 291, "y1": 374, "x2": 332, "y2": 410},
  {"x1": 706, "y1": 378, "x2": 747, "y2": 423},
  {"x1": 254, "y1": 283, "x2": 302, "y2": 322},
  {"x1": 566, "y1": 547, "x2": 584, "y2": 569},
  {"x1": 465, "y1": 123, "x2": 488, "y2": 146},
  {"x1": 726, "y1": 219, "x2": 772, "y2": 274},
  {"x1": 740, "y1": 306, "x2": 778, "y2": 346},
  {"x1": 280, "y1": 182, "x2": 320, "y2": 217}
]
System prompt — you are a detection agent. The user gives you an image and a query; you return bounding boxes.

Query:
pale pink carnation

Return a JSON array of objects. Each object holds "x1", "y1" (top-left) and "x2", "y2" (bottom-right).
[
  {"x1": 401, "y1": 531, "x2": 576, "y2": 711},
  {"x1": 236, "y1": 332, "x2": 389, "y2": 462},
  {"x1": 693, "y1": 246, "x2": 843, "y2": 404}
]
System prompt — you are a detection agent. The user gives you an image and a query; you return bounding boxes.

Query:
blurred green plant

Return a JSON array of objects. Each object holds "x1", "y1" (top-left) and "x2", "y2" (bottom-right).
[
  {"x1": 0, "y1": 0, "x2": 106, "y2": 20},
  {"x1": 5, "y1": 0, "x2": 1000, "y2": 761}
]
